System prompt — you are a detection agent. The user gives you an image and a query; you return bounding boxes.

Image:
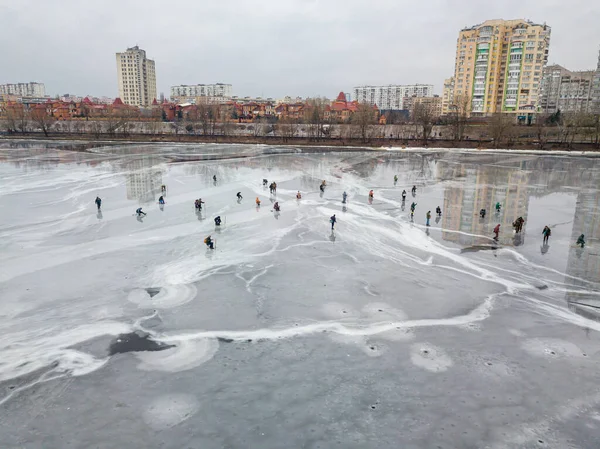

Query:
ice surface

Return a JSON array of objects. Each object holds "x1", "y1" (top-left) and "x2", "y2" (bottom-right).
[{"x1": 1, "y1": 141, "x2": 600, "y2": 448}]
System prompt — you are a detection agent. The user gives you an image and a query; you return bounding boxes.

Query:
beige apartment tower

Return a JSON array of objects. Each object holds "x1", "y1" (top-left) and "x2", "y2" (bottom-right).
[
  {"x1": 116, "y1": 46, "x2": 157, "y2": 107},
  {"x1": 453, "y1": 19, "x2": 551, "y2": 118},
  {"x1": 441, "y1": 77, "x2": 455, "y2": 115}
]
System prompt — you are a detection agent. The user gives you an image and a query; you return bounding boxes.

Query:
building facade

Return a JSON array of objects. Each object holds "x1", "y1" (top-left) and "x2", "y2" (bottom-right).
[
  {"x1": 539, "y1": 65, "x2": 595, "y2": 113},
  {"x1": 170, "y1": 84, "x2": 232, "y2": 103},
  {"x1": 453, "y1": 19, "x2": 551, "y2": 117},
  {"x1": 0, "y1": 82, "x2": 45, "y2": 97},
  {"x1": 353, "y1": 84, "x2": 434, "y2": 111},
  {"x1": 411, "y1": 96, "x2": 443, "y2": 118},
  {"x1": 592, "y1": 48, "x2": 600, "y2": 114},
  {"x1": 116, "y1": 46, "x2": 157, "y2": 107},
  {"x1": 441, "y1": 77, "x2": 455, "y2": 115}
]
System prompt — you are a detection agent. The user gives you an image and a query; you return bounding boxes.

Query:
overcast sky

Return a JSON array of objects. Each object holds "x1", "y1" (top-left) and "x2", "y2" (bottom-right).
[{"x1": 1, "y1": 0, "x2": 599, "y2": 99}]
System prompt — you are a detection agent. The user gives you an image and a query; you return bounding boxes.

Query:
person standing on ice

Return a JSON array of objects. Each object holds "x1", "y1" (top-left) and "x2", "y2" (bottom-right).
[
  {"x1": 256, "y1": 197, "x2": 261, "y2": 207},
  {"x1": 213, "y1": 175, "x2": 217, "y2": 183},
  {"x1": 237, "y1": 192, "x2": 243, "y2": 200},
  {"x1": 158, "y1": 196, "x2": 165, "y2": 205},
  {"x1": 410, "y1": 202, "x2": 417, "y2": 213},
  {"x1": 204, "y1": 235, "x2": 214, "y2": 249},
  {"x1": 296, "y1": 191, "x2": 302, "y2": 200},
  {"x1": 330, "y1": 214, "x2": 337, "y2": 230},
  {"x1": 576, "y1": 234, "x2": 586, "y2": 248},
  {"x1": 342, "y1": 191, "x2": 348, "y2": 203},
  {"x1": 136, "y1": 207, "x2": 146, "y2": 217},
  {"x1": 214, "y1": 216, "x2": 222, "y2": 227},
  {"x1": 542, "y1": 226, "x2": 551, "y2": 244},
  {"x1": 95, "y1": 196, "x2": 102, "y2": 210},
  {"x1": 493, "y1": 224, "x2": 500, "y2": 240},
  {"x1": 426, "y1": 211, "x2": 431, "y2": 226},
  {"x1": 412, "y1": 185, "x2": 417, "y2": 195},
  {"x1": 273, "y1": 202, "x2": 280, "y2": 212},
  {"x1": 436, "y1": 206, "x2": 442, "y2": 217},
  {"x1": 394, "y1": 175, "x2": 398, "y2": 184},
  {"x1": 495, "y1": 202, "x2": 502, "y2": 213},
  {"x1": 402, "y1": 190, "x2": 407, "y2": 201}
]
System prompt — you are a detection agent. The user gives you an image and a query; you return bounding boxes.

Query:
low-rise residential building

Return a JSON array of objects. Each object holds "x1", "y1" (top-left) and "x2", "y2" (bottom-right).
[
  {"x1": 276, "y1": 96, "x2": 304, "y2": 105},
  {"x1": 0, "y1": 82, "x2": 46, "y2": 98},
  {"x1": 171, "y1": 83, "x2": 232, "y2": 103},
  {"x1": 324, "y1": 92, "x2": 379, "y2": 123},
  {"x1": 275, "y1": 103, "x2": 305, "y2": 120},
  {"x1": 539, "y1": 64, "x2": 596, "y2": 113},
  {"x1": 353, "y1": 84, "x2": 434, "y2": 111}
]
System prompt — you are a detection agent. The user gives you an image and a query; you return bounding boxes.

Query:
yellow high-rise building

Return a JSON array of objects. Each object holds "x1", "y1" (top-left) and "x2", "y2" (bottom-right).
[{"x1": 452, "y1": 19, "x2": 551, "y2": 118}]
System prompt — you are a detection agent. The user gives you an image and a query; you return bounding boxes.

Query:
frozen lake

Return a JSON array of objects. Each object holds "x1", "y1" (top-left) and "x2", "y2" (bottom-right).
[{"x1": 1, "y1": 141, "x2": 600, "y2": 448}]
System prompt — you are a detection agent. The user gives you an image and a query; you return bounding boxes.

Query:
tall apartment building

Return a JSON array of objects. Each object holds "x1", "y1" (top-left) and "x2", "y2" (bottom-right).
[
  {"x1": 353, "y1": 84, "x2": 434, "y2": 110},
  {"x1": 539, "y1": 65, "x2": 595, "y2": 113},
  {"x1": 0, "y1": 82, "x2": 45, "y2": 97},
  {"x1": 116, "y1": 46, "x2": 157, "y2": 107},
  {"x1": 170, "y1": 83, "x2": 232, "y2": 103},
  {"x1": 453, "y1": 19, "x2": 551, "y2": 117},
  {"x1": 441, "y1": 77, "x2": 455, "y2": 115}
]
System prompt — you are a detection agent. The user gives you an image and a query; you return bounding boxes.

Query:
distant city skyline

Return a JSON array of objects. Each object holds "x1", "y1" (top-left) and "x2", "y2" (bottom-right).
[{"x1": 1, "y1": 0, "x2": 599, "y2": 99}]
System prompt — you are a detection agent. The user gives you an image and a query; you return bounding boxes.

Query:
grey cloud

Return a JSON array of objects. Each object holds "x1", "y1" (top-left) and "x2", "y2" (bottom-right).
[{"x1": 0, "y1": 0, "x2": 598, "y2": 98}]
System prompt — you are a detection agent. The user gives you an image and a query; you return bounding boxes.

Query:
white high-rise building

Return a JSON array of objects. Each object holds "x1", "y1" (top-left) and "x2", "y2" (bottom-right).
[
  {"x1": 170, "y1": 84, "x2": 232, "y2": 103},
  {"x1": 116, "y1": 46, "x2": 157, "y2": 107},
  {"x1": 353, "y1": 84, "x2": 434, "y2": 110},
  {"x1": 539, "y1": 65, "x2": 595, "y2": 114},
  {"x1": 0, "y1": 82, "x2": 45, "y2": 97}
]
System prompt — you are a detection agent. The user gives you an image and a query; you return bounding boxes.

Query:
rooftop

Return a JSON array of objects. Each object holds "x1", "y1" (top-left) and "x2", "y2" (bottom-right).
[{"x1": 460, "y1": 19, "x2": 549, "y2": 32}]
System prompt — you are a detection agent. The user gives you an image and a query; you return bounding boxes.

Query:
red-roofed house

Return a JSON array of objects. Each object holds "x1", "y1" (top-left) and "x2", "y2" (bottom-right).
[{"x1": 325, "y1": 92, "x2": 379, "y2": 123}]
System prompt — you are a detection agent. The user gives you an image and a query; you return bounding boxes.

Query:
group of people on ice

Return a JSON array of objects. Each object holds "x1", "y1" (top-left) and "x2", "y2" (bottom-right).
[{"x1": 93, "y1": 174, "x2": 589, "y2": 253}]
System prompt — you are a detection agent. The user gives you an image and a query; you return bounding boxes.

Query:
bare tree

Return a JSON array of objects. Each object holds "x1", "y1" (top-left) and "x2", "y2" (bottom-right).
[
  {"x1": 73, "y1": 121, "x2": 83, "y2": 135},
  {"x1": 558, "y1": 112, "x2": 587, "y2": 149},
  {"x1": 533, "y1": 113, "x2": 551, "y2": 150},
  {"x1": 351, "y1": 102, "x2": 376, "y2": 143},
  {"x1": 305, "y1": 98, "x2": 327, "y2": 140},
  {"x1": 253, "y1": 117, "x2": 265, "y2": 137},
  {"x1": 590, "y1": 114, "x2": 600, "y2": 148},
  {"x1": 6, "y1": 105, "x2": 29, "y2": 134},
  {"x1": 487, "y1": 113, "x2": 514, "y2": 148},
  {"x1": 90, "y1": 121, "x2": 103, "y2": 139},
  {"x1": 62, "y1": 119, "x2": 73, "y2": 134},
  {"x1": 274, "y1": 116, "x2": 299, "y2": 142},
  {"x1": 120, "y1": 108, "x2": 139, "y2": 137},
  {"x1": 105, "y1": 115, "x2": 121, "y2": 137},
  {"x1": 412, "y1": 102, "x2": 437, "y2": 145},
  {"x1": 31, "y1": 107, "x2": 55, "y2": 137},
  {"x1": 448, "y1": 94, "x2": 471, "y2": 141},
  {"x1": 197, "y1": 103, "x2": 219, "y2": 136}
]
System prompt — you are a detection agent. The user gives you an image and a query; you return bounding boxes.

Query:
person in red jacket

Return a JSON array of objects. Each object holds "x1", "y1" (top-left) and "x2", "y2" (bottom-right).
[{"x1": 493, "y1": 224, "x2": 500, "y2": 240}]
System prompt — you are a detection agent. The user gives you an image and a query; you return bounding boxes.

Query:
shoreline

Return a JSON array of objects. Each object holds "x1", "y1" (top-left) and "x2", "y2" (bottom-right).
[{"x1": 2, "y1": 133, "x2": 600, "y2": 157}]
